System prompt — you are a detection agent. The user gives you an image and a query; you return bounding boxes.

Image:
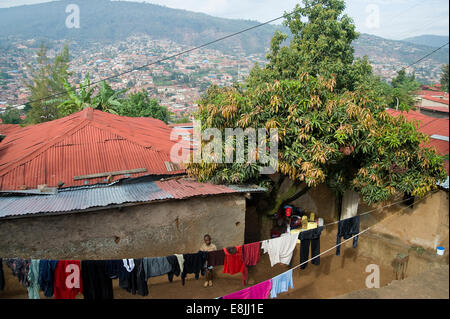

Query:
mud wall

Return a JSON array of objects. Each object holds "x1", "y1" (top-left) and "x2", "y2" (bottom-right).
[{"x1": 0, "y1": 194, "x2": 246, "y2": 259}]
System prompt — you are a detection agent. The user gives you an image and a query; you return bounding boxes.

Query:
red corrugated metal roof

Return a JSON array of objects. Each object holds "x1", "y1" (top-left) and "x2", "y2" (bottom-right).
[
  {"x1": 155, "y1": 178, "x2": 238, "y2": 199},
  {"x1": 416, "y1": 90, "x2": 449, "y2": 98},
  {"x1": 0, "y1": 124, "x2": 22, "y2": 136},
  {"x1": 0, "y1": 108, "x2": 188, "y2": 190},
  {"x1": 421, "y1": 96, "x2": 449, "y2": 105},
  {"x1": 419, "y1": 105, "x2": 449, "y2": 113}
]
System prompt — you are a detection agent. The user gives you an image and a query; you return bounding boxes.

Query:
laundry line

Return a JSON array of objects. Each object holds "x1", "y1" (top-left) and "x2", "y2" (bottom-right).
[
  {"x1": 251, "y1": 191, "x2": 428, "y2": 247},
  {"x1": 1, "y1": 190, "x2": 432, "y2": 261},
  {"x1": 214, "y1": 190, "x2": 436, "y2": 299}
]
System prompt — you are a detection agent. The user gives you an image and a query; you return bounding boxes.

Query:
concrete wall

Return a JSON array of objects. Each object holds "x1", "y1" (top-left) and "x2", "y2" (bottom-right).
[
  {"x1": 289, "y1": 183, "x2": 337, "y2": 222},
  {"x1": 0, "y1": 194, "x2": 246, "y2": 259},
  {"x1": 358, "y1": 190, "x2": 449, "y2": 251}
]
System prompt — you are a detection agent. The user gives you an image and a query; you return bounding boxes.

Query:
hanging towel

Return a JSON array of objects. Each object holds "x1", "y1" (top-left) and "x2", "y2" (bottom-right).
[
  {"x1": 243, "y1": 242, "x2": 261, "y2": 266},
  {"x1": 81, "y1": 260, "x2": 114, "y2": 300},
  {"x1": 0, "y1": 258, "x2": 5, "y2": 291},
  {"x1": 118, "y1": 258, "x2": 148, "y2": 296},
  {"x1": 143, "y1": 257, "x2": 172, "y2": 280},
  {"x1": 270, "y1": 269, "x2": 294, "y2": 299},
  {"x1": 261, "y1": 233, "x2": 299, "y2": 267},
  {"x1": 38, "y1": 260, "x2": 58, "y2": 297},
  {"x1": 223, "y1": 279, "x2": 272, "y2": 299},
  {"x1": 207, "y1": 249, "x2": 225, "y2": 267},
  {"x1": 27, "y1": 259, "x2": 40, "y2": 299},
  {"x1": 5, "y1": 258, "x2": 30, "y2": 288},
  {"x1": 181, "y1": 251, "x2": 208, "y2": 286},
  {"x1": 54, "y1": 260, "x2": 82, "y2": 299},
  {"x1": 166, "y1": 255, "x2": 181, "y2": 282},
  {"x1": 223, "y1": 246, "x2": 246, "y2": 285},
  {"x1": 298, "y1": 226, "x2": 323, "y2": 269},
  {"x1": 175, "y1": 254, "x2": 184, "y2": 274},
  {"x1": 336, "y1": 215, "x2": 360, "y2": 256}
]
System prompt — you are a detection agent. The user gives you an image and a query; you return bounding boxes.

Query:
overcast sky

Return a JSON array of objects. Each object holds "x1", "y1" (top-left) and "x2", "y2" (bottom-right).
[{"x1": 0, "y1": 0, "x2": 448, "y2": 40}]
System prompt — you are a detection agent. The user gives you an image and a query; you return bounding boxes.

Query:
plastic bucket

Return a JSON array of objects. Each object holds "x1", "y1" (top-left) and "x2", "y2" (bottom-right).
[{"x1": 436, "y1": 246, "x2": 445, "y2": 255}]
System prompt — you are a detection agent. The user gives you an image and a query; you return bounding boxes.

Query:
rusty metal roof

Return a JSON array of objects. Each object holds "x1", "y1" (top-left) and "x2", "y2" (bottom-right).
[
  {"x1": 0, "y1": 108, "x2": 188, "y2": 190},
  {"x1": 0, "y1": 178, "x2": 266, "y2": 219}
]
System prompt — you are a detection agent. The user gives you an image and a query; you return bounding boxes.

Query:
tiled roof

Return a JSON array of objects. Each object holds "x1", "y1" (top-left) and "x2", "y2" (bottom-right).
[
  {"x1": 0, "y1": 108, "x2": 188, "y2": 191},
  {"x1": 0, "y1": 178, "x2": 266, "y2": 219}
]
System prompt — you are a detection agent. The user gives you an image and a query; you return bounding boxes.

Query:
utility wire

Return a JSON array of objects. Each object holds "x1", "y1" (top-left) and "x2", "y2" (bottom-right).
[
  {"x1": 21, "y1": 7, "x2": 448, "y2": 107},
  {"x1": 25, "y1": 7, "x2": 304, "y2": 106},
  {"x1": 404, "y1": 41, "x2": 449, "y2": 70}
]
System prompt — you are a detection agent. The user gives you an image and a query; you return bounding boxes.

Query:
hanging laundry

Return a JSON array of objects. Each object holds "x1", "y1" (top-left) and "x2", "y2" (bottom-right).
[
  {"x1": 298, "y1": 226, "x2": 323, "y2": 269},
  {"x1": 207, "y1": 250, "x2": 225, "y2": 267},
  {"x1": 166, "y1": 255, "x2": 181, "y2": 283},
  {"x1": 223, "y1": 246, "x2": 246, "y2": 285},
  {"x1": 181, "y1": 251, "x2": 208, "y2": 286},
  {"x1": 143, "y1": 257, "x2": 172, "y2": 280},
  {"x1": 81, "y1": 260, "x2": 114, "y2": 300},
  {"x1": 223, "y1": 279, "x2": 272, "y2": 299},
  {"x1": 27, "y1": 259, "x2": 40, "y2": 299},
  {"x1": 118, "y1": 258, "x2": 148, "y2": 296},
  {"x1": 243, "y1": 242, "x2": 260, "y2": 266},
  {"x1": 270, "y1": 269, "x2": 294, "y2": 299},
  {"x1": 54, "y1": 260, "x2": 82, "y2": 299},
  {"x1": 261, "y1": 233, "x2": 299, "y2": 267},
  {"x1": 175, "y1": 254, "x2": 184, "y2": 274},
  {"x1": 242, "y1": 242, "x2": 261, "y2": 285},
  {"x1": 0, "y1": 258, "x2": 4, "y2": 291},
  {"x1": 336, "y1": 215, "x2": 360, "y2": 256},
  {"x1": 122, "y1": 259, "x2": 135, "y2": 272},
  {"x1": 105, "y1": 259, "x2": 122, "y2": 279},
  {"x1": 38, "y1": 260, "x2": 58, "y2": 297},
  {"x1": 5, "y1": 258, "x2": 30, "y2": 288}
]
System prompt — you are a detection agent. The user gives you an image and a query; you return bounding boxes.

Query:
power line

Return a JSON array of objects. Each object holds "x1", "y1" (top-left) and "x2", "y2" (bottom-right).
[
  {"x1": 405, "y1": 41, "x2": 449, "y2": 70},
  {"x1": 25, "y1": 6, "x2": 304, "y2": 106},
  {"x1": 23, "y1": 9, "x2": 449, "y2": 106}
]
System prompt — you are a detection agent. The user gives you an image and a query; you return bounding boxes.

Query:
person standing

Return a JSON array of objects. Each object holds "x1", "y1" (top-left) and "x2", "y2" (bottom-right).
[{"x1": 199, "y1": 234, "x2": 217, "y2": 287}]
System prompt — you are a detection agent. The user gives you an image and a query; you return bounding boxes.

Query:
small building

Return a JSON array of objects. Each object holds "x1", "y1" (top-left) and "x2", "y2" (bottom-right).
[{"x1": 0, "y1": 108, "x2": 265, "y2": 259}]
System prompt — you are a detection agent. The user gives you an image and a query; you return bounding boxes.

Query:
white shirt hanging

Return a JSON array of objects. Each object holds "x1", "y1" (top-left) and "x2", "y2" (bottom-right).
[{"x1": 261, "y1": 233, "x2": 299, "y2": 267}]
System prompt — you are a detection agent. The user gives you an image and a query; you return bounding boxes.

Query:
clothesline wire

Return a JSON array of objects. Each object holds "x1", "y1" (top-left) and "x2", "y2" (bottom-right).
[
  {"x1": 2, "y1": 190, "x2": 430, "y2": 261},
  {"x1": 254, "y1": 192, "x2": 422, "y2": 246},
  {"x1": 216, "y1": 189, "x2": 436, "y2": 298}
]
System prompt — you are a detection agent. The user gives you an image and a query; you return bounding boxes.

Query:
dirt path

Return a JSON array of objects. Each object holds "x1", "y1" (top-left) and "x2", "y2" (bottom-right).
[{"x1": 333, "y1": 265, "x2": 449, "y2": 299}]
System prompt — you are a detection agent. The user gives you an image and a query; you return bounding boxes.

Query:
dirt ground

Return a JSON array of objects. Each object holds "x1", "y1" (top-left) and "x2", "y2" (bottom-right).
[
  {"x1": 0, "y1": 226, "x2": 400, "y2": 299},
  {"x1": 334, "y1": 265, "x2": 449, "y2": 299}
]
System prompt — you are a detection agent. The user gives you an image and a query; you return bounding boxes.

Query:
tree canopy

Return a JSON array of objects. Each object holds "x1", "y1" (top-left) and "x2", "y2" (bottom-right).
[{"x1": 187, "y1": 0, "x2": 447, "y2": 209}]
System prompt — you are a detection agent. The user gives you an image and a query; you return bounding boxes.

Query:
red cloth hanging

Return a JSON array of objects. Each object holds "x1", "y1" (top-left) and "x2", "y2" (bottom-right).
[
  {"x1": 223, "y1": 246, "x2": 246, "y2": 285},
  {"x1": 243, "y1": 242, "x2": 261, "y2": 266},
  {"x1": 53, "y1": 260, "x2": 83, "y2": 299},
  {"x1": 241, "y1": 242, "x2": 261, "y2": 285}
]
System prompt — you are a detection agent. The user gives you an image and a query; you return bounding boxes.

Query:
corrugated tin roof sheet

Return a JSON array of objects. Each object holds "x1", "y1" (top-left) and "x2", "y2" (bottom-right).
[
  {"x1": 0, "y1": 178, "x2": 266, "y2": 219},
  {"x1": 0, "y1": 108, "x2": 189, "y2": 190},
  {"x1": 0, "y1": 124, "x2": 22, "y2": 136}
]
